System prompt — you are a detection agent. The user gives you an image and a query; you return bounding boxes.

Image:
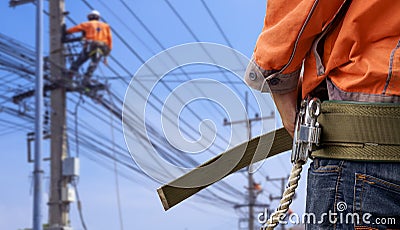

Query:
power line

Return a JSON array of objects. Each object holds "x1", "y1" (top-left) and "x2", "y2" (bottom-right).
[
  {"x1": 81, "y1": 0, "x2": 147, "y2": 64},
  {"x1": 95, "y1": 0, "x2": 157, "y2": 56},
  {"x1": 78, "y1": 0, "x2": 234, "y2": 153},
  {"x1": 7, "y1": 1, "x2": 253, "y2": 207},
  {"x1": 199, "y1": 0, "x2": 233, "y2": 47},
  {"x1": 108, "y1": 90, "x2": 125, "y2": 230},
  {"x1": 0, "y1": 2, "x2": 273, "y2": 224},
  {"x1": 163, "y1": 0, "x2": 260, "y2": 115}
]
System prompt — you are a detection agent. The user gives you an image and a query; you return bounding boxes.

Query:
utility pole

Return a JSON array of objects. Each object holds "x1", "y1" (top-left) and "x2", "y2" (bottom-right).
[
  {"x1": 8, "y1": 2, "x2": 103, "y2": 228},
  {"x1": 223, "y1": 91, "x2": 274, "y2": 230},
  {"x1": 8, "y1": 1, "x2": 106, "y2": 229},
  {"x1": 48, "y1": 0, "x2": 70, "y2": 229},
  {"x1": 8, "y1": 1, "x2": 45, "y2": 230},
  {"x1": 266, "y1": 176, "x2": 288, "y2": 202},
  {"x1": 33, "y1": 0, "x2": 44, "y2": 229}
]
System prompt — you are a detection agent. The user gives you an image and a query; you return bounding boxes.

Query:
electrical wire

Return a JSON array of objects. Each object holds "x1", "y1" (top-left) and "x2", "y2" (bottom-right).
[
  {"x1": 76, "y1": 2, "x2": 250, "y2": 199},
  {"x1": 104, "y1": 0, "x2": 247, "y2": 144},
  {"x1": 163, "y1": 0, "x2": 262, "y2": 114},
  {"x1": 108, "y1": 89, "x2": 125, "y2": 230},
  {"x1": 72, "y1": 180, "x2": 88, "y2": 230},
  {"x1": 73, "y1": 4, "x2": 237, "y2": 153},
  {"x1": 0, "y1": 1, "x2": 277, "y2": 218},
  {"x1": 73, "y1": 94, "x2": 83, "y2": 157}
]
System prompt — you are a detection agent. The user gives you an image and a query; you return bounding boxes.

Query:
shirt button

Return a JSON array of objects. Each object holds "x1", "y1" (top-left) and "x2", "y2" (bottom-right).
[
  {"x1": 249, "y1": 71, "x2": 257, "y2": 81},
  {"x1": 269, "y1": 78, "x2": 280, "y2": 86}
]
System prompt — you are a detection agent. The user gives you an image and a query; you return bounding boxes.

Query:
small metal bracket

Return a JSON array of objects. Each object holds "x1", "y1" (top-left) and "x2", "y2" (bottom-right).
[
  {"x1": 9, "y1": 0, "x2": 34, "y2": 7},
  {"x1": 27, "y1": 131, "x2": 51, "y2": 163}
]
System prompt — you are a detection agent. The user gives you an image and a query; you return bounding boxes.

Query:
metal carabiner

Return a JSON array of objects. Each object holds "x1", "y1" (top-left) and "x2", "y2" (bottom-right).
[{"x1": 291, "y1": 97, "x2": 321, "y2": 163}]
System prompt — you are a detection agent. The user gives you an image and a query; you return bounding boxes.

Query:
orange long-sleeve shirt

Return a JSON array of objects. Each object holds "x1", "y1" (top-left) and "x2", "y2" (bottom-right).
[
  {"x1": 67, "y1": 20, "x2": 112, "y2": 50},
  {"x1": 245, "y1": 0, "x2": 400, "y2": 102}
]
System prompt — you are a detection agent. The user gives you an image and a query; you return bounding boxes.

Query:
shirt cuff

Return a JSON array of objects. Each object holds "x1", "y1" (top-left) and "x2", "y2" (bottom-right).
[{"x1": 244, "y1": 58, "x2": 300, "y2": 94}]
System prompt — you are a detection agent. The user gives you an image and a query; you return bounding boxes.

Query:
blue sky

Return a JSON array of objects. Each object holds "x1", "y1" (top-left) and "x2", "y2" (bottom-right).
[{"x1": 0, "y1": 1, "x2": 309, "y2": 229}]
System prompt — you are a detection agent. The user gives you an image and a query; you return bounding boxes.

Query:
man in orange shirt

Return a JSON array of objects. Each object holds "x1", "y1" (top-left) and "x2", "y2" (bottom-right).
[
  {"x1": 66, "y1": 10, "x2": 112, "y2": 85},
  {"x1": 245, "y1": 0, "x2": 400, "y2": 229}
]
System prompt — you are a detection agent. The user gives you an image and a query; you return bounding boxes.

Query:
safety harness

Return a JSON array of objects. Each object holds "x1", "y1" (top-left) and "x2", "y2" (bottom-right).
[
  {"x1": 313, "y1": 101, "x2": 400, "y2": 161},
  {"x1": 157, "y1": 100, "x2": 400, "y2": 229}
]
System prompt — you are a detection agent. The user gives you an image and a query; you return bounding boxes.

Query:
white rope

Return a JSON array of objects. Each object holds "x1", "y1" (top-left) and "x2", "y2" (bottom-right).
[{"x1": 263, "y1": 161, "x2": 304, "y2": 230}]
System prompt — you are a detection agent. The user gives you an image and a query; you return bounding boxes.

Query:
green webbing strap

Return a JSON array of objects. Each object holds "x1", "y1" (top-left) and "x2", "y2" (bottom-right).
[
  {"x1": 157, "y1": 128, "x2": 292, "y2": 211},
  {"x1": 312, "y1": 101, "x2": 400, "y2": 161},
  {"x1": 318, "y1": 101, "x2": 400, "y2": 144},
  {"x1": 158, "y1": 101, "x2": 400, "y2": 211},
  {"x1": 312, "y1": 145, "x2": 400, "y2": 161}
]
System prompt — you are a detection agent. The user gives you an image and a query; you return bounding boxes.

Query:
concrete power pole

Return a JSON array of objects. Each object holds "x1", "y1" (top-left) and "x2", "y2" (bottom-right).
[
  {"x1": 224, "y1": 92, "x2": 274, "y2": 230},
  {"x1": 8, "y1": 1, "x2": 69, "y2": 229},
  {"x1": 48, "y1": 0, "x2": 70, "y2": 229}
]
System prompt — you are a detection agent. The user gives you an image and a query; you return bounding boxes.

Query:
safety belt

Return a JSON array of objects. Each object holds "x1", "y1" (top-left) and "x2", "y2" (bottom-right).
[
  {"x1": 157, "y1": 101, "x2": 400, "y2": 211},
  {"x1": 158, "y1": 127, "x2": 292, "y2": 211},
  {"x1": 313, "y1": 101, "x2": 400, "y2": 161}
]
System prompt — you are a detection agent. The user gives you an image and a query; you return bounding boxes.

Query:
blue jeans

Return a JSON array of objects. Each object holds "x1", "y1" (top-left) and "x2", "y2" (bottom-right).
[{"x1": 305, "y1": 158, "x2": 400, "y2": 230}]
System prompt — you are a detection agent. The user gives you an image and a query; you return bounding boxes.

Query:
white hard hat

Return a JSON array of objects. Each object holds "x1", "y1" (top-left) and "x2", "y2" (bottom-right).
[{"x1": 87, "y1": 10, "x2": 101, "y2": 20}]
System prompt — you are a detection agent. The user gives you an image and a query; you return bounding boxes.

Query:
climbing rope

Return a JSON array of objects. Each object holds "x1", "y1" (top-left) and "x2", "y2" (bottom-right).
[
  {"x1": 264, "y1": 161, "x2": 304, "y2": 229},
  {"x1": 264, "y1": 97, "x2": 321, "y2": 230}
]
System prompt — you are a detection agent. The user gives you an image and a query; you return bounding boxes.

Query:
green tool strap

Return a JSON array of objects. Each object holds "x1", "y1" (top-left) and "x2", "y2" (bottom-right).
[
  {"x1": 312, "y1": 145, "x2": 400, "y2": 161},
  {"x1": 158, "y1": 101, "x2": 400, "y2": 211},
  {"x1": 158, "y1": 128, "x2": 292, "y2": 211},
  {"x1": 312, "y1": 101, "x2": 400, "y2": 161}
]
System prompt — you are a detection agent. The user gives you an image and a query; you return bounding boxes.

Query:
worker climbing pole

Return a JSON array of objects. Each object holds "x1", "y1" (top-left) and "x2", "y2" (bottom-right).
[{"x1": 63, "y1": 10, "x2": 112, "y2": 88}]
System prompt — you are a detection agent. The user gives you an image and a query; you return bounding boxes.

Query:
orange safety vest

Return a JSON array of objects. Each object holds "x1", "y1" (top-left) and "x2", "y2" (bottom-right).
[
  {"x1": 67, "y1": 20, "x2": 112, "y2": 50},
  {"x1": 245, "y1": 0, "x2": 400, "y2": 102}
]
